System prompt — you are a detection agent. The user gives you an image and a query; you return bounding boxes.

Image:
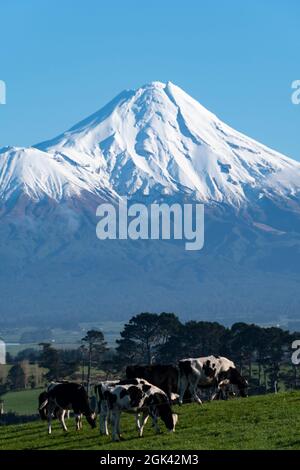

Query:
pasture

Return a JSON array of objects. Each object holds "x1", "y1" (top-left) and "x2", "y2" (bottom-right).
[
  {"x1": 0, "y1": 391, "x2": 300, "y2": 450},
  {"x1": 1, "y1": 388, "x2": 44, "y2": 415}
]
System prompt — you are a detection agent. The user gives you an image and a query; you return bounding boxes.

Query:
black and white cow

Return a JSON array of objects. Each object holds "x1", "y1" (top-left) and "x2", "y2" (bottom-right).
[
  {"x1": 95, "y1": 378, "x2": 157, "y2": 436},
  {"x1": 178, "y1": 355, "x2": 248, "y2": 404},
  {"x1": 100, "y1": 378, "x2": 178, "y2": 441},
  {"x1": 40, "y1": 382, "x2": 97, "y2": 434}
]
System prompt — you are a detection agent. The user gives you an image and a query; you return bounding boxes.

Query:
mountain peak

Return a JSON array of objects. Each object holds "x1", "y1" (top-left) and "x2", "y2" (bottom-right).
[
  {"x1": 1, "y1": 82, "x2": 300, "y2": 207},
  {"x1": 142, "y1": 80, "x2": 167, "y2": 89}
]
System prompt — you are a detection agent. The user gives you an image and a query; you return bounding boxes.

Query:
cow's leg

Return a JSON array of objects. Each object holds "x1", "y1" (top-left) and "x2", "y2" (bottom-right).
[
  {"x1": 100, "y1": 403, "x2": 109, "y2": 435},
  {"x1": 59, "y1": 409, "x2": 68, "y2": 432},
  {"x1": 99, "y1": 401, "x2": 111, "y2": 436},
  {"x1": 47, "y1": 410, "x2": 52, "y2": 435},
  {"x1": 103, "y1": 410, "x2": 109, "y2": 436},
  {"x1": 135, "y1": 413, "x2": 141, "y2": 431},
  {"x1": 189, "y1": 378, "x2": 202, "y2": 404},
  {"x1": 47, "y1": 402, "x2": 56, "y2": 434},
  {"x1": 111, "y1": 410, "x2": 120, "y2": 441},
  {"x1": 138, "y1": 412, "x2": 149, "y2": 437},
  {"x1": 102, "y1": 415, "x2": 109, "y2": 436},
  {"x1": 75, "y1": 414, "x2": 82, "y2": 431},
  {"x1": 152, "y1": 414, "x2": 161, "y2": 434},
  {"x1": 116, "y1": 411, "x2": 122, "y2": 438},
  {"x1": 179, "y1": 376, "x2": 188, "y2": 405}
]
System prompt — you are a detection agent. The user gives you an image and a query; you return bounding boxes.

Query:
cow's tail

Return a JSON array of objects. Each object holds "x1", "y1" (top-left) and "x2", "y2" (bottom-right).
[
  {"x1": 39, "y1": 398, "x2": 49, "y2": 409},
  {"x1": 38, "y1": 398, "x2": 49, "y2": 421}
]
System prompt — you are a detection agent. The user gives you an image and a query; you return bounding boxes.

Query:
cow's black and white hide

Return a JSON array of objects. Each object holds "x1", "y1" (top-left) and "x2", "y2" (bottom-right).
[
  {"x1": 43, "y1": 382, "x2": 96, "y2": 434},
  {"x1": 95, "y1": 379, "x2": 154, "y2": 436},
  {"x1": 100, "y1": 378, "x2": 178, "y2": 441},
  {"x1": 178, "y1": 356, "x2": 248, "y2": 404}
]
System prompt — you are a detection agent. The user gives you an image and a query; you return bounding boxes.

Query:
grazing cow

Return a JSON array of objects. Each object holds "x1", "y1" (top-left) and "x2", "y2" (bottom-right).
[
  {"x1": 126, "y1": 364, "x2": 179, "y2": 401},
  {"x1": 178, "y1": 355, "x2": 248, "y2": 404},
  {"x1": 95, "y1": 378, "x2": 153, "y2": 436},
  {"x1": 42, "y1": 382, "x2": 96, "y2": 434},
  {"x1": 100, "y1": 378, "x2": 178, "y2": 441}
]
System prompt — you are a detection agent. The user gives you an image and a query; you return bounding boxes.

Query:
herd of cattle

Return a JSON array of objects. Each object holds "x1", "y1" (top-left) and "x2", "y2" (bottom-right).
[{"x1": 38, "y1": 355, "x2": 248, "y2": 441}]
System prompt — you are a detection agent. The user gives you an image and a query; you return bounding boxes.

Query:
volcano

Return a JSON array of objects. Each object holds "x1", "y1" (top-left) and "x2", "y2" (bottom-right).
[{"x1": 1, "y1": 82, "x2": 300, "y2": 327}]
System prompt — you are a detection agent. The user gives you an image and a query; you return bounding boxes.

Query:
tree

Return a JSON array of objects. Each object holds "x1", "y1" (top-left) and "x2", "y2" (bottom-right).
[
  {"x1": 158, "y1": 321, "x2": 227, "y2": 362},
  {"x1": 39, "y1": 343, "x2": 60, "y2": 381},
  {"x1": 227, "y1": 323, "x2": 263, "y2": 379},
  {"x1": 262, "y1": 327, "x2": 290, "y2": 392},
  {"x1": 15, "y1": 348, "x2": 40, "y2": 363},
  {"x1": 5, "y1": 352, "x2": 14, "y2": 365},
  {"x1": 21, "y1": 360, "x2": 31, "y2": 388},
  {"x1": 116, "y1": 312, "x2": 182, "y2": 367},
  {"x1": 7, "y1": 364, "x2": 26, "y2": 390},
  {"x1": 81, "y1": 330, "x2": 108, "y2": 393}
]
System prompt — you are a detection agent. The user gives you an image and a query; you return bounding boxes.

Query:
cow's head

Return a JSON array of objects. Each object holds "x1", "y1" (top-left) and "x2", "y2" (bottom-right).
[
  {"x1": 151, "y1": 393, "x2": 178, "y2": 432},
  {"x1": 85, "y1": 411, "x2": 97, "y2": 428},
  {"x1": 161, "y1": 405, "x2": 178, "y2": 432},
  {"x1": 238, "y1": 377, "x2": 248, "y2": 397},
  {"x1": 228, "y1": 367, "x2": 248, "y2": 397},
  {"x1": 76, "y1": 386, "x2": 97, "y2": 428}
]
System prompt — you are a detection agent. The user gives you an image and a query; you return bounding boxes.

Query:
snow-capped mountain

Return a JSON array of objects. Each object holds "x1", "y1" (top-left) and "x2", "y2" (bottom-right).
[
  {"x1": 1, "y1": 82, "x2": 300, "y2": 327},
  {"x1": 2, "y1": 81, "x2": 300, "y2": 210}
]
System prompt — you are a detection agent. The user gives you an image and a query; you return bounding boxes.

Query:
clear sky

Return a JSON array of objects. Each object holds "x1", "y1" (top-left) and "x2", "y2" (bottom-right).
[{"x1": 1, "y1": 0, "x2": 300, "y2": 160}]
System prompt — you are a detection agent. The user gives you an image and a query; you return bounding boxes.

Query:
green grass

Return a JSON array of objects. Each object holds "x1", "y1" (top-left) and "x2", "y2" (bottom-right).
[
  {"x1": 1, "y1": 391, "x2": 300, "y2": 450},
  {"x1": 2, "y1": 388, "x2": 44, "y2": 415}
]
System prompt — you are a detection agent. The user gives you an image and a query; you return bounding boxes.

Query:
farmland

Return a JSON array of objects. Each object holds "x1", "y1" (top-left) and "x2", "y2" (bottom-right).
[
  {"x1": 1, "y1": 388, "x2": 43, "y2": 415},
  {"x1": 0, "y1": 392, "x2": 299, "y2": 450}
]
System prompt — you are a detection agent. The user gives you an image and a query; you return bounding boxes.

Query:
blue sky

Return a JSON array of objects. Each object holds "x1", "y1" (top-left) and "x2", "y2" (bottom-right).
[{"x1": 1, "y1": 0, "x2": 300, "y2": 160}]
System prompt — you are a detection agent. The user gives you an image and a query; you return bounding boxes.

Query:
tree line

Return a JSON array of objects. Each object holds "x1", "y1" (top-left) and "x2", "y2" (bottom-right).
[{"x1": 1, "y1": 312, "x2": 300, "y2": 395}]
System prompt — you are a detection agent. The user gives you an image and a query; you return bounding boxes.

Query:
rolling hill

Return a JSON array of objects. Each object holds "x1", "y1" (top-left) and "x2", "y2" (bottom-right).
[{"x1": 1, "y1": 392, "x2": 300, "y2": 450}]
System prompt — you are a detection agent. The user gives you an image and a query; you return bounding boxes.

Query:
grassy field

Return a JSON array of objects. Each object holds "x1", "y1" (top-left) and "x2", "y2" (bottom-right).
[
  {"x1": 1, "y1": 388, "x2": 44, "y2": 415},
  {"x1": 0, "y1": 391, "x2": 300, "y2": 450}
]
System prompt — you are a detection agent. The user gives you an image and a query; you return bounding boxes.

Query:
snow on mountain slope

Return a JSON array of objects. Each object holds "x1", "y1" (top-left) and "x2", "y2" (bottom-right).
[
  {"x1": 1, "y1": 81, "x2": 300, "y2": 208},
  {"x1": 0, "y1": 145, "x2": 119, "y2": 203},
  {"x1": 34, "y1": 81, "x2": 300, "y2": 207},
  {"x1": 1, "y1": 82, "x2": 300, "y2": 325}
]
